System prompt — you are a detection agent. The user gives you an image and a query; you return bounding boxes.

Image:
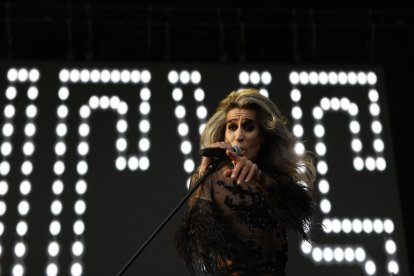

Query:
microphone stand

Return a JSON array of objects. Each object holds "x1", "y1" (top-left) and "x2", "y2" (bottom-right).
[{"x1": 117, "y1": 158, "x2": 222, "y2": 276}]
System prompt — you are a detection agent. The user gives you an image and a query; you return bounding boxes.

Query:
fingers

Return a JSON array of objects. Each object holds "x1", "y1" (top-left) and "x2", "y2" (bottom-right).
[{"x1": 229, "y1": 157, "x2": 258, "y2": 184}]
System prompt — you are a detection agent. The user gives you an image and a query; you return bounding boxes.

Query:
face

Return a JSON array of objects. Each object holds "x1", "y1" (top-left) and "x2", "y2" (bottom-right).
[{"x1": 225, "y1": 108, "x2": 264, "y2": 161}]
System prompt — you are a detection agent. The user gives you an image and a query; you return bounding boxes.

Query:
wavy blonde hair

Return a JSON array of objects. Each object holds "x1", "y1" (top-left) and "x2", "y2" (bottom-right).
[{"x1": 200, "y1": 88, "x2": 316, "y2": 186}]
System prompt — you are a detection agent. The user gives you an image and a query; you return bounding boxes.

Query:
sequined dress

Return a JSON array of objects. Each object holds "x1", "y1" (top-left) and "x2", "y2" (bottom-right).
[{"x1": 175, "y1": 164, "x2": 314, "y2": 276}]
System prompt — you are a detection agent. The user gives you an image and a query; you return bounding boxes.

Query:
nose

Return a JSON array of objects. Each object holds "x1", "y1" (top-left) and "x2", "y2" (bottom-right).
[{"x1": 235, "y1": 128, "x2": 245, "y2": 142}]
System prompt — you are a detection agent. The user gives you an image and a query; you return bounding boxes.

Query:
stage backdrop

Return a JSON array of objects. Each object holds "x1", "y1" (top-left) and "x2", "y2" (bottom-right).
[{"x1": 0, "y1": 62, "x2": 409, "y2": 276}]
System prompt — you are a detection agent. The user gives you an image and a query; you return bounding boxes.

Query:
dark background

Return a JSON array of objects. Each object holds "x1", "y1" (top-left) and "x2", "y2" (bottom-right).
[{"x1": 1, "y1": 1, "x2": 413, "y2": 274}]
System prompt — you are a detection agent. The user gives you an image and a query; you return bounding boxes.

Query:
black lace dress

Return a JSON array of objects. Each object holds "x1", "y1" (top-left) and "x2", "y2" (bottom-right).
[{"x1": 175, "y1": 164, "x2": 314, "y2": 276}]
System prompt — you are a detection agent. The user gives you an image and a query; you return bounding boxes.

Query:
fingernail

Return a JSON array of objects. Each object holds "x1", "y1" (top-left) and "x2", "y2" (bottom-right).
[{"x1": 231, "y1": 174, "x2": 235, "y2": 178}]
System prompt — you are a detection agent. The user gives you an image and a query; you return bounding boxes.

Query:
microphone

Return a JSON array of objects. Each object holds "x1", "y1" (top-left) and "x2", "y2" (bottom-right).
[{"x1": 199, "y1": 145, "x2": 242, "y2": 160}]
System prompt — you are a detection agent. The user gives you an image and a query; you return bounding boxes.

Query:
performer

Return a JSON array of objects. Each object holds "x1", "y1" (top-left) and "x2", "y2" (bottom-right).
[{"x1": 175, "y1": 88, "x2": 316, "y2": 275}]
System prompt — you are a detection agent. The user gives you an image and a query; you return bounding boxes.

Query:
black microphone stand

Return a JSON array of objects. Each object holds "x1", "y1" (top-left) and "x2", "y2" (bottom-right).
[{"x1": 116, "y1": 158, "x2": 222, "y2": 276}]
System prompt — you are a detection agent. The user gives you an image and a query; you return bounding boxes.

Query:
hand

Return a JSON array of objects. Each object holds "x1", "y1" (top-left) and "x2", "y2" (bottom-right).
[
  {"x1": 223, "y1": 150, "x2": 259, "y2": 184},
  {"x1": 198, "y1": 142, "x2": 234, "y2": 175}
]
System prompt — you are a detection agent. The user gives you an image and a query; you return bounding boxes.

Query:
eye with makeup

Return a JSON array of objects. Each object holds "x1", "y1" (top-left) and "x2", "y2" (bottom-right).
[{"x1": 226, "y1": 121, "x2": 256, "y2": 132}]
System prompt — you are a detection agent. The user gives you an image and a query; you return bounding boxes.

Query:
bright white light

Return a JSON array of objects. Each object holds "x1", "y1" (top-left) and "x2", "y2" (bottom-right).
[
  {"x1": 69, "y1": 69, "x2": 80, "y2": 83},
  {"x1": 90, "y1": 69, "x2": 100, "y2": 83},
  {"x1": 110, "y1": 70, "x2": 121, "y2": 83},
  {"x1": 328, "y1": 72, "x2": 338, "y2": 85},
  {"x1": 55, "y1": 142, "x2": 66, "y2": 156},
  {"x1": 180, "y1": 71, "x2": 190, "y2": 84},
  {"x1": 141, "y1": 70, "x2": 151, "y2": 83},
  {"x1": 318, "y1": 72, "x2": 328, "y2": 84},
  {"x1": 168, "y1": 71, "x2": 179, "y2": 84},
  {"x1": 76, "y1": 180, "x2": 87, "y2": 195},
  {"x1": 320, "y1": 97, "x2": 330, "y2": 110},
  {"x1": 365, "y1": 157, "x2": 376, "y2": 171},
  {"x1": 365, "y1": 260, "x2": 376, "y2": 275},
  {"x1": 376, "y1": 157, "x2": 386, "y2": 171},
  {"x1": 12, "y1": 263, "x2": 24, "y2": 276},
  {"x1": 178, "y1": 123, "x2": 189, "y2": 136},
  {"x1": 79, "y1": 105, "x2": 91, "y2": 118},
  {"x1": 100, "y1": 69, "x2": 110, "y2": 83},
  {"x1": 71, "y1": 262, "x2": 83, "y2": 276},
  {"x1": 354, "y1": 247, "x2": 366, "y2": 262},
  {"x1": 312, "y1": 247, "x2": 323, "y2": 262},
  {"x1": 139, "y1": 120, "x2": 150, "y2": 133},
  {"x1": 199, "y1": 124, "x2": 205, "y2": 135},
  {"x1": 371, "y1": 121, "x2": 382, "y2": 134},
  {"x1": 110, "y1": 96, "x2": 120, "y2": 109},
  {"x1": 368, "y1": 89, "x2": 379, "y2": 102},
  {"x1": 77, "y1": 142, "x2": 89, "y2": 156},
  {"x1": 312, "y1": 107, "x2": 323, "y2": 119},
  {"x1": 388, "y1": 260, "x2": 399, "y2": 274},
  {"x1": 99, "y1": 96, "x2": 110, "y2": 109},
  {"x1": 73, "y1": 220, "x2": 85, "y2": 235},
  {"x1": 363, "y1": 219, "x2": 374, "y2": 234},
  {"x1": 59, "y1": 69, "x2": 70, "y2": 82},
  {"x1": 80, "y1": 69, "x2": 90, "y2": 83},
  {"x1": 259, "y1": 89, "x2": 269, "y2": 97},
  {"x1": 4, "y1": 104, "x2": 16, "y2": 118},
  {"x1": 140, "y1": 88, "x2": 151, "y2": 101},
  {"x1": 79, "y1": 123, "x2": 90, "y2": 137},
  {"x1": 139, "y1": 156, "x2": 150, "y2": 170},
  {"x1": 56, "y1": 123, "x2": 67, "y2": 137},
  {"x1": 131, "y1": 70, "x2": 141, "y2": 83},
  {"x1": 128, "y1": 157, "x2": 139, "y2": 170},
  {"x1": 77, "y1": 161, "x2": 88, "y2": 175},
  {"x1": 293, "y1": 124, "x2": 303, "y2": 137},
  {"x1": 6, "y1": 86, "x2": 17, "y2": 100},
  {"x1": 48, "y1": 241, "x2": 59, "y2": 257},
  {"x1": 52, "y1": 180, "x2": 64, "y2": 195},
  {"x1": 18, "y1": 68, "x2": 29, "y2": 82},
  {"x1": 331, "y1": 219, "x2": 341, "y2": 233},
  {"x1": 194, "y1": 88, "x2": 205, "y2": 102},
  {"x1": 290, "y1": 89, "x2": 301, "y2": 102},
  {"x1": 196, "y1": 106, "x2": 207, "y2": 119},
  {"x1": 291, "y1": 106, "x2": 302, "y2": 119},
  {"x1": 139, "y1": 138, "x2": 150, "y2": 151},
  {"x1": 58, "y1": 87, "x2": 70, "y2": 101},
  {"x1": 16, "y1": 221, "x2": 28, "y2": 236},
  {"x1": 323, "y1": 247, "x2": 334, "y2": 262},
  {"x1": 250, "y1": 71, "x2": 260, "y2": 84},
  {"x1": 372, "y1": 218, "x2": 383, "y2": 234},
  {"x1": 351, "y1": 139, "x2": 362, "y2": 152},
  {"x1": 338, "y1": 71, "x2": 347, "y2": 84},
  {"x1": 347, "y1": 103, "x2": 358, "y2": 116},
  {"x1": 347, "y1": 72, "x2": 357, "y2": 85},
  {"x1": 172, "y1": 88, "x2": 183, "y2": 101},
  {"x1": 2, "y1": 123, "x2": 14, "y2": 137},
  {"x1": 353, "y1": 157, "x2": 364, "y2": 171},
  {"x1": 357, "y1": 72, "x2": 367, "y2": 85},
  {"x1": 20, "y1": 180, "x2": 31, "y2": 195},
  {"x1": 340, "y1": 97, "x2": 350, "y2": 110},
  {"x1": 0, "y1": 161, "x2": 10, "y2": 176},
  {"x1": 72, "y1": 241, "x2": 84, "y2": 256},
  {"x1": 384, "y1": 219, "x2": 394, "y2": 233},
  {"x1": 181, "y1": 141, "x2": 192, "y2": 154},
  {"x1": 373, "y1": 139, "x2": 384, "y2": 152},
  {"x1": 369, "y1": 103, "x2": 380, "y2": 116},
  {"x1": 74, "y1": 200, "x2": 86, "y2": 215},
  {"x1": 57, "y1": 105, "x2": 69, "y2": 118},
  {"x1": 289, "y1": 72, "x2": 299, "y2": 84},
  {"x1": 330, "y1": 97, "x2": 340, "y2": 110},
  {"x1": 117, "y1": 120, "x2": 128, "y2": 133},
  {"x1": 320, "y1": 199, "x2": 331, "y2": 214},
  {"x1": 299, "y1": 72, "x2": 309, "y2": 85},
  {"x1": 53, "y1": 161, "x2": 67, "y2": 178},
  {"x1": 385, "y1": 239, "x2": 396, "y2": 254},
  {"x1": 367, "y1": 72, "x2": 377, "y2": 84},
  {"x1": 318, "y1": 179, "x2": 329, "y2": 194},
  {"x1": 239, "y1": 71, "x2": 249, "y2": 84},
  {"x1": 344, "y1": 247, "x2": 355, "y2": 262},
  {"x1": 191, "y1": 71, "x2": 201, "y2": 84},
  {"x1": 0, "y1": 222, "x2": 4, "y2": 236},
  {"x1": 342, "y1": 219, "x2": 352, "y2": 233},
  {"x1": 116, "y1": 156, "x2": 127, "y2": 171},
  {"x1": 46, "y1": 263, "x2": 58, "y2": 276},
  {"x1": 0, "y1": 180, "x2": 8, "y2": 195},
  {"x1": 352, "y1": 219, "x2": 363, "y2": 233},
  {"x1": 261, "y1": 71, "x2": 272, "y2": 84},
  {"x1": 184, "y1": 159, "x2": 195, "y2": 173},
  {"x1": 51, "y1": 200, "x2": 63, "y2": 215},
  {"x1": 349, "y1": 120, "x2": 360, "y2": 134},
  {"x1": 0, "y1": 201, "x2": 6, "y2": 216},
  {"x1": 334, "y1": 247, "x2": 344, "y2": 262},
  {"x1": 315, "y1": 142, "x2": 326, "y2": 156},
  {"x1": 294, "y1": 143, "x2": 305, "y2": 155},
  {"x1": 314, "y1": 124, "x2": 325, "y2": 138},
  {"x1": 50, "y1": 220, "x2": 61, "y2": 235},
  {"x1": 24, "y1": 123, "x2": 36, "y2": 137},
  {"x1": 1, "y1": 142, "x2": 12, "y2": 156},
  {"x1": 7, "y1": 68, "x2": 18, "y2": 81},
  {"x1": 89, "y1": 95, "x2": 99, "y2": 109},
  {"x1": 139, "y1": 102, "x2": 151, "y2": 115},
  {"x1": 301, "y1": 241, "x2": 312, "y2": 254},
  {"x1": 309, "y1": 71, "x2": 318, "y2": 84},
  {"x1": 175, "y1": 105, "x2": 186, "y2": 118}
]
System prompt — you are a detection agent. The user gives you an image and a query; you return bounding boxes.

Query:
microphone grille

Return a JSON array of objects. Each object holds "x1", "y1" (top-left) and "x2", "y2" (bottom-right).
[{"x1": 232, "y1": 145, "x2": 242, "y2": 156}]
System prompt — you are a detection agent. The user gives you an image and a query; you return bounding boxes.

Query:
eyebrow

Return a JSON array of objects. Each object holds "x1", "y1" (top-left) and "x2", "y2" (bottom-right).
[{"x1": 225, "y1": 118, "x2": 257, "y2": 124}]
